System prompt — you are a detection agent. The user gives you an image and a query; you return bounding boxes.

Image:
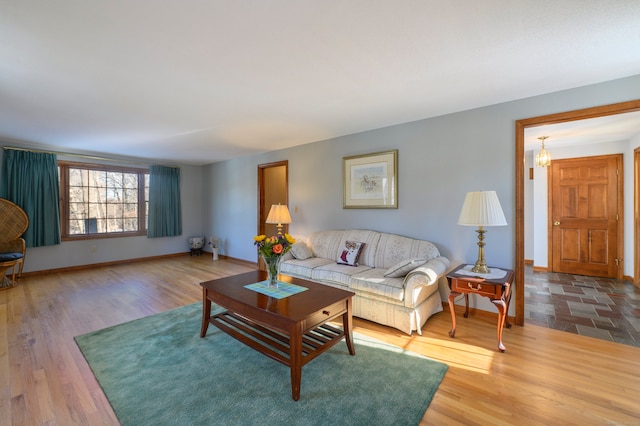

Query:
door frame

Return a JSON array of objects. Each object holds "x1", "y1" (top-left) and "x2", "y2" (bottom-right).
[
  {"x1": 547, "y1": 154, "x2": 623, "y2": 279},
  {"x1": 257, "y1": 160, "x2": 289, "y2": 266},
  {"x1": 635, "y1": 147, "x2": 640, "y2": 287},
  {"x1": 515, "y1": 99, "x2": 640, "y2": 326}
]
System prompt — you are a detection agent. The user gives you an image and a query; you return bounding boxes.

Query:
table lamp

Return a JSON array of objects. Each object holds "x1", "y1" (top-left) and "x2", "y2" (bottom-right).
[
  {"x1": 457, "y1": 191, "x2": 507, "y2": 273},
  {"x1": 265, "y1": 204, "x2": 292, "y2": 235}
]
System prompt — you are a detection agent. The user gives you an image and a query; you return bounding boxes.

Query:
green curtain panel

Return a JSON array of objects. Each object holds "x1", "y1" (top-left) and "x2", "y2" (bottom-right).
[
  {"x1": 148, "y1": 165, "x2": 182, "y2": 238},
  {"x1": 0, "y1": 149, "x2": 61, "y2": 247}
]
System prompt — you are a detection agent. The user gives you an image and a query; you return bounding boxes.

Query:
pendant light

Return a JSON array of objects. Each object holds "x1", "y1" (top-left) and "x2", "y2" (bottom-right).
[{"x1": 535, "y1": 136, "x2": 551, "y2": 167}]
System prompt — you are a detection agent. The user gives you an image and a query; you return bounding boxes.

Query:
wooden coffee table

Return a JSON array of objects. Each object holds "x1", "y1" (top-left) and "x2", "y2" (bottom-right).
[{"x1": 200, "y1": 271, "x2": 356, "y2": 401}]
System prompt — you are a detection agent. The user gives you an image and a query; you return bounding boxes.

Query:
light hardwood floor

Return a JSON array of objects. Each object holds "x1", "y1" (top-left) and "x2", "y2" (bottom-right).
[{"x1": 1, "y1": 256, "x2": 639, "y2": 425}]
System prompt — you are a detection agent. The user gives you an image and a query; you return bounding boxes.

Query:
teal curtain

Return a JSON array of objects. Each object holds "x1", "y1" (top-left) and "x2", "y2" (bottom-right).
[
  {"x1": 0, "y1": 149, "x2": 61, "y2": 247},
  {"x1": 148, "y1": 165, "x2": 182, "y2": 238}
]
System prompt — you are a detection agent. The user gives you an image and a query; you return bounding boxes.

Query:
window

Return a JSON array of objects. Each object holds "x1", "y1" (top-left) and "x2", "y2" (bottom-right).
[{"x1": 59, "y1": 161, "x2": 149, "y2": 239}]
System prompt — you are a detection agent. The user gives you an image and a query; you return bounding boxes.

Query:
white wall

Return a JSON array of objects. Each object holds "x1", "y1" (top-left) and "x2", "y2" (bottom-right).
[
  {"x1": 524, "y1": 150, "x2": 534, "y2": 261},
  {"x1": 203, "y1": 74, "x2": 640, "y2": 314}
]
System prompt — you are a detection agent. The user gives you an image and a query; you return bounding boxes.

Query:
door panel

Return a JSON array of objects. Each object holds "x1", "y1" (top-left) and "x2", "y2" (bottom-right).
[
  {"x1": 559, "y1": 229, "x2": 579, "y2": 262},
  {"x1": 550, "y1": 155, "x2": 621, "y2": 278}
]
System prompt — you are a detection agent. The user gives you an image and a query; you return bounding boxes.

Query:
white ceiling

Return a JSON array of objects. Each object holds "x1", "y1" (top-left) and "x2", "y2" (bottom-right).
[
  {"x1": 524, "y1": 110, "x2": 640, "y2": 152},
  {"x1": 1, "y1": 1, "x2": 640, "y2": 166}
]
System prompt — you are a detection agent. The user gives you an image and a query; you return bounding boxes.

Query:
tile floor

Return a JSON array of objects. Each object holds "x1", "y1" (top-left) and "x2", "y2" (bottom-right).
[{"x1": 524, "y1": 265, "x2": 640, "y2": 347}]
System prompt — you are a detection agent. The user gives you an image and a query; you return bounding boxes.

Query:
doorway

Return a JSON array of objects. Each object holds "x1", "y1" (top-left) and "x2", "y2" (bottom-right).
[
  {"x1": 549, "y1": 154, "x2": 622, "y2": 279},
  {"x1": 257, "y1": 160, "x2": 289, "y2": 269},
  {"x1": 515, "y1": 99, "x2": 640, "y2": 326}
]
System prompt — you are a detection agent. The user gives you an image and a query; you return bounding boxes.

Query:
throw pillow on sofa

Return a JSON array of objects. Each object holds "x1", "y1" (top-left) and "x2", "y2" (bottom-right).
[
  {"x1": 384, "y1": 258, "x2": 427, "y2": 278},
  {"x1": 336, "y1": 241, "x2": 365, "y2": 266},
  {"x1": 290, "y1": 242, "x2": 313, "y2": 260}
]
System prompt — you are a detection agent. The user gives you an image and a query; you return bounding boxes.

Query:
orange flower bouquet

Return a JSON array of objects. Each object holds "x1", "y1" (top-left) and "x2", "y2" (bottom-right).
[{"x1": 253, "y1": 233, "x2": 296, "y2": 287}]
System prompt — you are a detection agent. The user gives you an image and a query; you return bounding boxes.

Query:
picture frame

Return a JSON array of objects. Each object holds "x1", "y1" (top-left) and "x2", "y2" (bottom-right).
[{"x1": 343, "y1": 149, "x2": 398, "y2": 209}]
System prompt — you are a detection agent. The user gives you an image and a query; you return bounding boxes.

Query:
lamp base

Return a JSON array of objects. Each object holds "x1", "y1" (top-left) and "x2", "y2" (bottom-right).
[
  {"x1": 472, "y1": 226, "x2": 491, "y2": 274},
  {"x1": 471, "y1": 262, "x2": 490, "y2": 274}
]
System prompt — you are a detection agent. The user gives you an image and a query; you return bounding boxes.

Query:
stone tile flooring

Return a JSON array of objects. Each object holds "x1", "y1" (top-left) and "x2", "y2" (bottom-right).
[{"x1": 524, "y1": 265, "x2": 640, "y2": 347}]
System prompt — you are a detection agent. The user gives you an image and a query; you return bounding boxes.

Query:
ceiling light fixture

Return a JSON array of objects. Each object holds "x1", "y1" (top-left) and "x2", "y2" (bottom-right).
[{"x1": 535, "y1": 136, "x2": 551, "y2": 167}]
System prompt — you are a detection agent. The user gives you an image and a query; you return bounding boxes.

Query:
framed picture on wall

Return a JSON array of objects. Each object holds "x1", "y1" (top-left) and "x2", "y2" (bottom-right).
[{"x1": 343, "y1": 149, "x2": 398, "y2": 209}]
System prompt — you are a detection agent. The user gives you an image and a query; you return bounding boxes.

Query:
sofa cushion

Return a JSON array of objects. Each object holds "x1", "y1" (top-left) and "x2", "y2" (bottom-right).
[
  {"x1": 0, "y1": 252, "x2": 23, "y2": 262},
  {"x1": 350, "y1": 268, "x2": 406, "y2": 302},
  {"x1": 336, "y1": 241, "x2": 365, "y2": 266},
  {"x1": 311, "y1": 262, "x2": 372, "y2": 285},
  {"x1": 308, "y1": 230, "x2": 345, "y2": 260},
  {"x1": 384, "y1": 258, "x2": 427, "y2": 278},
  {"x1": 280, "y1": 257, "x2": 334, "y2": 279},
  {"x1": 374, "y1": 233, "x2": 441, "y2": 269},
  {"x1": 290, "y1": 242, "x2": 313, "y2": 260}
]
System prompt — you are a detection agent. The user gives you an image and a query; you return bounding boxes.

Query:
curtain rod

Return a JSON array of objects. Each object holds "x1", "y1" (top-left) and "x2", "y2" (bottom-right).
[{"x1": 2, "y1": 146, "x2": 179, "y2": 168}]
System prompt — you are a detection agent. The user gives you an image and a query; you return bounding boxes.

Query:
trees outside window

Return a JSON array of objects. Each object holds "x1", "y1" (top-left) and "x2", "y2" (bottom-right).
[{"x1": 59, "y1": 162, "x2": 149, "y2": 239}]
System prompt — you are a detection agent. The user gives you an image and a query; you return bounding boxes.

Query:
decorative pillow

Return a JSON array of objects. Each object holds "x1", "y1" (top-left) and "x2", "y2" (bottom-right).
[
  {"x1": 336, "y1": 241, "x2": 365, "y2": 266},
  {"x1": 290, "y1": 242, "x2": 313, "y2": 260},
  {"x1": 384, "y1": 258, "x2": 427, "y2": 278}
]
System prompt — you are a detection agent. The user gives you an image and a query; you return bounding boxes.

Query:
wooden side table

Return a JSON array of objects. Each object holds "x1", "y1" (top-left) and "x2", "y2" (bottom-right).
[{"x1": 446, "y1": 264, "x2": 514, "y2": 352}]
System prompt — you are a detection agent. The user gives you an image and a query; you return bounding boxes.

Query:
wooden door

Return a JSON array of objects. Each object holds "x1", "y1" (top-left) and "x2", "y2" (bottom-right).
[
  {"x1": 257, "y1": 161, "x2": 288, "y2": 270},
  {"x1": 549, "y1": 154, "x2": 622, "y2": 278}
]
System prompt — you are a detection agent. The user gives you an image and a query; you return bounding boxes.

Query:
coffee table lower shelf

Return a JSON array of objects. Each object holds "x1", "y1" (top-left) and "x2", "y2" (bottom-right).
[
  {"x1": 200, "y1": 271, "x2": 356, "y2": 400},
  {"x1": 211, "y1": 311, "x2": 348, "y2": 367}
]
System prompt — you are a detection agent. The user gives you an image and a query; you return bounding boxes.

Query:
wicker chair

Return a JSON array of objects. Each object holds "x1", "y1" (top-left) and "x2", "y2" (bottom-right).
[{"x1": 0, "y1": 198, "x2": 28, "y2": 289}]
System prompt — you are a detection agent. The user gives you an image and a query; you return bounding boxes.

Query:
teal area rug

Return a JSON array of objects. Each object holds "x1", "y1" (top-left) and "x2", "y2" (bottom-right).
[{"x1": 75, "y1": 303, "x2": 448, "y2": 425}]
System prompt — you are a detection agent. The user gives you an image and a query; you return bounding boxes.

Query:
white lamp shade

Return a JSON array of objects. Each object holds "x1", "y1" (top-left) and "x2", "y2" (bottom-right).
[
  {"x1": 458, "y1": 191, "x2": 507, "y2": 227},
  {"x1": 265, "y1": 204, "x2": 292, "y2": 225}
]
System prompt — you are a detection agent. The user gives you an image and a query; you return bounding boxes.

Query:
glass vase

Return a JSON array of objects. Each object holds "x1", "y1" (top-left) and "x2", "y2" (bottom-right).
[{"x1": 262, "y1": 255, "x2": 282, "y2": 288}]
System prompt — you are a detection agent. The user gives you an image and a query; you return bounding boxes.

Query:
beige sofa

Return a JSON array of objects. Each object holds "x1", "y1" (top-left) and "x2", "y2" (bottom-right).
[{"x1": 279, "y1": 229, "x2": 450, "y2": 335}]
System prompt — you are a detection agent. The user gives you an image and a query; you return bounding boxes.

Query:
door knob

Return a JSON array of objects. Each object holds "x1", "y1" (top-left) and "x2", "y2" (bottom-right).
[{"x1": 554, "y1": 221, "x2": 560, "y2": 226}]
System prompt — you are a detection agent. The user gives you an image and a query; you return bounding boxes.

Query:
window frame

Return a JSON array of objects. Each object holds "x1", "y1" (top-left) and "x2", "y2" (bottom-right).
[{"x1": 59, "y1": 161, "x2": 149, "y2": 241}]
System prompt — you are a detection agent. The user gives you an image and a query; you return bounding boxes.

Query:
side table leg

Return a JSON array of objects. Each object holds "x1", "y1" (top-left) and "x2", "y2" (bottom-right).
[
  {"x1": 463, "y1": 293, "x2": 470, "y2": 318},
  {"x1": 504, "y1": 285, "x2": 513, "y2": 329},
  {"x1": 200, "y1": 289, "x2": 211, "y2": 338},
  {"x1": 448, "y1": 292, "x2": 458, "y2": 338},
  {"x1": 492, "y1": 299, "x2": 507, "y2": 352}
]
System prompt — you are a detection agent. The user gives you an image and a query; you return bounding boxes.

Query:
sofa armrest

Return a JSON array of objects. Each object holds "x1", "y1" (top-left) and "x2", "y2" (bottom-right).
[{"x1": 402, "y1": 256, "x2": 451, "y2": 308}]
